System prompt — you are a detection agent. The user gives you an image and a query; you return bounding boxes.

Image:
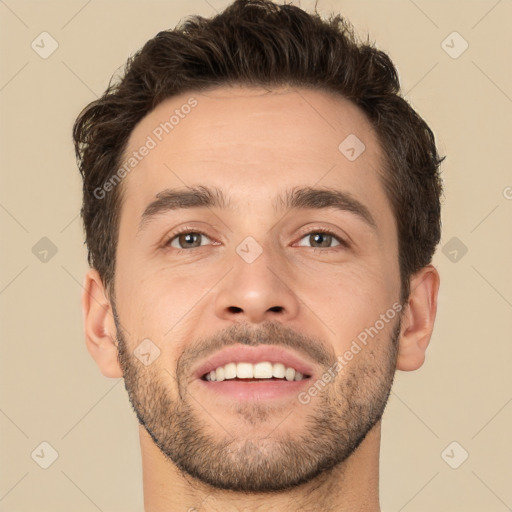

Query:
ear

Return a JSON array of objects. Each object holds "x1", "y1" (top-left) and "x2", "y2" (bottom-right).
[
  {"x1": 82, "y1": 268, "x2": 123, "y2": 378},
  {"x1": 396, "y1": 265, "x2": 440, "y2": 371}
]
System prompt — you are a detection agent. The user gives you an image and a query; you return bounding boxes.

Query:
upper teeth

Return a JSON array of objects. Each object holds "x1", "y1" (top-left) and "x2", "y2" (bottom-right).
[{"x1": 205, "y1": 362, "x2": 306, "y2": 382}]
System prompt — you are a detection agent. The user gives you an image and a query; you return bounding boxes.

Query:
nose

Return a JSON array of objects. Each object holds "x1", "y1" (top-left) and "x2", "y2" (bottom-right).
[{"x1": 214, "y1": 242, "x2": 300, "y2": 325}]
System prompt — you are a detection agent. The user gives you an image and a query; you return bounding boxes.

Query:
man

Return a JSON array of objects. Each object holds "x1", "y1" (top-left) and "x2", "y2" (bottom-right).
[{"x1": 74, "y1": 0, "x2": 443, "y2": 510}]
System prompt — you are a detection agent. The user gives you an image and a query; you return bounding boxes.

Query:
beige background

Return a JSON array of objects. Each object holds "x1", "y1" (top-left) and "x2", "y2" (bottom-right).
[{"x1": 1, "y1": 0, "x2": 511, "y2": 510}]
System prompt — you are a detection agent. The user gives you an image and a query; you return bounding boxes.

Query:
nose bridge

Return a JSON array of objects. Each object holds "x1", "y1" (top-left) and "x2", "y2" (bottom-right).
[{"x1": 213, "y1": 233, "x2": 300, "y2": 324}]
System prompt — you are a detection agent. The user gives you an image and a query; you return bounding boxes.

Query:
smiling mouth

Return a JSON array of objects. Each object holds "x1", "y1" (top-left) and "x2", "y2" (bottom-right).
[{"x1": 200, "y1": 361, "x2": 311, "y2": 382}]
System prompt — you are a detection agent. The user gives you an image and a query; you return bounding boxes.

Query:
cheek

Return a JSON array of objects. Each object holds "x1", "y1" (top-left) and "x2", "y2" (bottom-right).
[
  {"x1": 120, "y1": 267, "x2": 214, "y2": 345},
  {"x1": 292, "y1": 259, "x2": 399, "y2": 352}
]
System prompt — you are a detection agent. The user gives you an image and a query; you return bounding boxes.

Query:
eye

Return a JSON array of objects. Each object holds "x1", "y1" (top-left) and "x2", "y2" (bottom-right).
[
  {"x1": 165, "y1": 230, "x2": 212, "y2": 250},
  {"x1": 296, "y1": 230, "x2": 346, "y2": 249},
  {"x1": 162, "y1": 228, "x2": 348, "y2": 252}
]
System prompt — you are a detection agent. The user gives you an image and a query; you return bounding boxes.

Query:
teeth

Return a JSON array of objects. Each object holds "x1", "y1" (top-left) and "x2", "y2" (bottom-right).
[
  {"x1": 237, "y1": 362, "x2": 253, "y2": 379},
  {"x1": 285, "y1": 367, "x2": 295, "y2": 382},
  {"x1": 254, "y1": 362, "x2": 273, "y2": 378},
  {"x1": 204, "y1": 361, "x2": 307, "y2": 382},
  {"x1": 272, "y1": 363, "x2": 285, "y2": 378},
  {"x1": 224, "y1": 362, "x2": 237, "y2": 379}
]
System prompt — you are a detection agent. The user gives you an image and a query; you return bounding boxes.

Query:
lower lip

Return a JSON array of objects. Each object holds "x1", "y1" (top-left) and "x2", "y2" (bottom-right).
[{"x1": 197, "y1": 378, "x2": 312, "y2": 401}]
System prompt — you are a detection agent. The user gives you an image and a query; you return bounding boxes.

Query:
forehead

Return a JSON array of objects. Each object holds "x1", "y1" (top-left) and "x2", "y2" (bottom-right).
[{"x1": 119, "y1": 85, "x2": 390, "y2": 226}]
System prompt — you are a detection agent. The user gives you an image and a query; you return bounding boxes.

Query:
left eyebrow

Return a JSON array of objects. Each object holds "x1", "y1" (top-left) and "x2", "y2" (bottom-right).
[
  {"x1": 276, "y1": 185, "x2": 377, "y2": 230},
  {"x1": 137, "y1": 184, "x2": 377, "y2": 235}
]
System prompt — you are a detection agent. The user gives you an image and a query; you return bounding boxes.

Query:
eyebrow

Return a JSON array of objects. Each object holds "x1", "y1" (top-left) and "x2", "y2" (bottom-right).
[{"x1": 137, "y1": 184, "x2": 377, "y2": 235}]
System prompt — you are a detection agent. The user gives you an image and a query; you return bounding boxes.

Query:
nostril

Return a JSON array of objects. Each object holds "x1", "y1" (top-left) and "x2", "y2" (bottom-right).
[{"x1": 227, "y1": 306, "x2": 243, "y2": 313}]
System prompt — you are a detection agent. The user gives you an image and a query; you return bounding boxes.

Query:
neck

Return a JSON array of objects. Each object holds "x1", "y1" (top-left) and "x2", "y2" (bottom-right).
[{"x1": 140, "y1": 422, "x2": 382, "y2": 512}]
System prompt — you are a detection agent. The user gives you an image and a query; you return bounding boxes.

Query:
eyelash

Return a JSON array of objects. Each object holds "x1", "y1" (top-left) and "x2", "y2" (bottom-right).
[{"x1": 162, "y1": 226, "x2": 349, "y2": 253}]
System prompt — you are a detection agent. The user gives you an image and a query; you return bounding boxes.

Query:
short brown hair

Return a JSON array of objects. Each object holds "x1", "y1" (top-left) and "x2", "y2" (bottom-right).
[{"x1": 73, "y1": 0, "x2": 443, "y2": 302}]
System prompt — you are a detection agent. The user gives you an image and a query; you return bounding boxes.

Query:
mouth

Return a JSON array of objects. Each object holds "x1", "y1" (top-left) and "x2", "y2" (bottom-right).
[
  {"x1": 193, "y1": 345, "x2": 316, "y2": 401},
  {"x1": 200, "y1": 361, "x2": 311, "y2": 382}
]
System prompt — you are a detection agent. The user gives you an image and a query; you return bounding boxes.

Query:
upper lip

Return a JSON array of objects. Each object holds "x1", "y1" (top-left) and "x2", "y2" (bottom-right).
[{"x1": 194, "y1": 345, "x2": 316, "y2": 380}]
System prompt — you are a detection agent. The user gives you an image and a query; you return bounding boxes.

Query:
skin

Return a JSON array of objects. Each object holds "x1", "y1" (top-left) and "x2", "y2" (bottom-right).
[{"x1": 82, "y1": 85, "x2": 440, "y2": 512}]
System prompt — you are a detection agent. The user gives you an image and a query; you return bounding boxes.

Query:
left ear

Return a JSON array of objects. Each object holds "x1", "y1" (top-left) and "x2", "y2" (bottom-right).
[{"x1": 396, "y1": 265, "x2": 440, "y2": 371}]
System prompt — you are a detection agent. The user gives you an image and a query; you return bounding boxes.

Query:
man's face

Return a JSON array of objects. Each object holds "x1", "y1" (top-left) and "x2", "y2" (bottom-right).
[{"x1": 112, "y1": 86, "x2": 402, "y2": 492}]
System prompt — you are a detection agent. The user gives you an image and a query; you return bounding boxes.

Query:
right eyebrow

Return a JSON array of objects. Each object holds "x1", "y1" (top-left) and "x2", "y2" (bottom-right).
[{"x1": 137, "y1": 185, "x2": 229, "y2": 235}]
